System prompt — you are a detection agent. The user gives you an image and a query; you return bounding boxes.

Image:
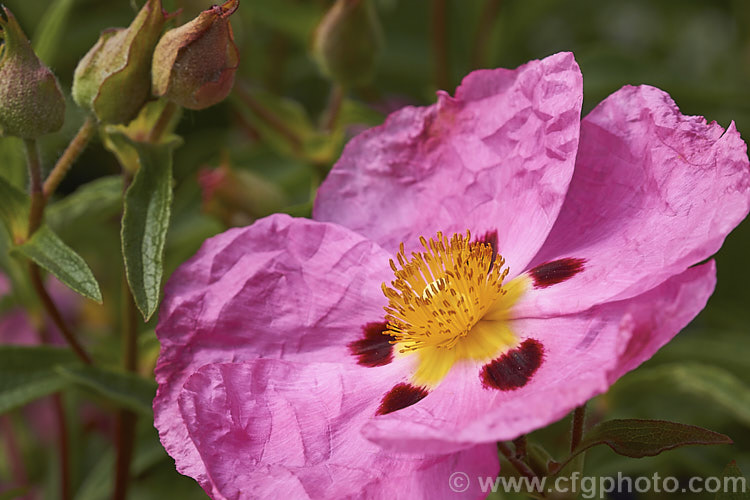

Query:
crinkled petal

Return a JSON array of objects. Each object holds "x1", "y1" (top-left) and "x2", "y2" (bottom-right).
[
  {"x1": 154, "y1": 213, "x2": 394, "y2": 489},
  {"x1": 516, "y1": 85, "x2": 749, "y2": 317},
  {"x1": 363, "y1": 262, "x2": 716, "y2": 452},
  {"x1": 178, "y1": 359, "x2": 498, "y2": 499},
  {"x1": 314, "y1": 52, "x2": 582, "y2": 272}
]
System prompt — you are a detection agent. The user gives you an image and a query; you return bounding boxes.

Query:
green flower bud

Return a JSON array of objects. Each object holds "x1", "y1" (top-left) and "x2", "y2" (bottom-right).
[
  {"x1": 0, "y1": 7, "x2": 65, "y2": 139},
  {"x1": 72, "y1": 0, "x2": 168, "y2": 124},
  {"x1": 152, "y1": 0, "x2": 239, "y2": 110},
  {"x1": 312, "y1": 0, "x2": 383, "y2": 88}
]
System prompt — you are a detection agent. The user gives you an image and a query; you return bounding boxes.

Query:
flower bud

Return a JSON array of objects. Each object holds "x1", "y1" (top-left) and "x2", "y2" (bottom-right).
[
  {"x1": 152, "y1": 0, "x2": 240, "y2": 110},
  {"x1": 0, "y1": 7, "x2": 65, "y2": 139},
  {"x1": 312, "y1": 0, "x2": 383, "y2": 88},
  {"x1": 72, "y1": 0, "x2": 168, "y2": 124}
]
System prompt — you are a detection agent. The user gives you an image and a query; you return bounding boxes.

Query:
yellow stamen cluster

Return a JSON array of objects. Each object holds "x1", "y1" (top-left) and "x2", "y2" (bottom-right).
[{"x1": 382, "y1": 231, "x2": 509, "y2": 353}]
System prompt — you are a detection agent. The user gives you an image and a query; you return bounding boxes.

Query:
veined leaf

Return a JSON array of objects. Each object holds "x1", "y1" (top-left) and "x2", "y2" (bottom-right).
[
  {"x1": 121, "y1": 136, "x2": 179, "y2": 320},
  {"x1": 575, "y1": 419, "x2": 732, "y2": 458},
  {"x1": 13, "y1": 225, "x2": 102, "y2": 303}
]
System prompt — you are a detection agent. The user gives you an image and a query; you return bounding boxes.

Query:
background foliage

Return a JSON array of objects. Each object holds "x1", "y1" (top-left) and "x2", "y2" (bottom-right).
[{"x1": 1, "y1": 0, "x2": 749, "y2": 498}]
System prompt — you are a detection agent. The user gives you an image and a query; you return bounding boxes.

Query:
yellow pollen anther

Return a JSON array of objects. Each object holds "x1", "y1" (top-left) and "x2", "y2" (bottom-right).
[{"x1": 381, "y1": 230, "x2": 509, "y2": 354}]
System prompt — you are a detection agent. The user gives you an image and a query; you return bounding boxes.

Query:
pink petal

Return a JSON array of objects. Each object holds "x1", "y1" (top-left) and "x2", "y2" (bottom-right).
[
  {"x1": 154, "y1": 213, "x2": 394, "y2": 489},
  {"x1": 314, "y1": 52, "x2": 583, "y2": 272},
  {"x1": 178, "y1": 360, "x2": 498, "y2": 499},
  {"x1": 516, "y1": 85, "x2": 749, "y2": 317},
  {"x1": 363, "y1": 262, "x2": 716, "y2": 452}
]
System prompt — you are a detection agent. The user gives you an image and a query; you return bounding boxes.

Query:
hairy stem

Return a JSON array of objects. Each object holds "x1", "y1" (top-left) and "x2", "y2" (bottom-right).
[
  {"x1": 570, "y1": 403, "x2": 587, "y2": 452},
  {"x1": 24, "y1": 139, "x2": 44, "y2": 236},
  {"x1": 498, "y1": 441, "x2": 537, "y2": 481},
  {"x1": 113, "y1": 177, "x2": 139, "y2": 500},
  {"x1": 23, "y1": 140, "x2": 93, "y2": 365},
  {"x1": 22, "y1": 143, "x2": 75, "y2": 499},
  {"x1": 43, "y1": 115, "x2": 96, "y2": 199},
  {"x1": 148, "y1": 101, "x2": 179, "y2": 143},
  {"x1": 28, "y1": 266, "x2": 93, "y2": 364},
  {"x1": 513, "y1": 434, "x2": 527, "y2": 460}
]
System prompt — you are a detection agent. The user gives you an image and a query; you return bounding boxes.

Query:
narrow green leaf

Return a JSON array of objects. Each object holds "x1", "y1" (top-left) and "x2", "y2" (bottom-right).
[
  {"x1": 33, "y1": 0, "x2": 77, "y2": 66},
  {"x1": 0, "y1": 174, "x2": 30, "y2": 241},
  {"x1": 576, "y1": 419, "x2": 732, "y2": 458},
  {"x1": 56, "y1": 365, "x2": 156, "y2": 416},
  {"x1": 0, "y1": 346, "x2": 77, "y2": 414},
  {"x1": 121, "y1": 137, "x2": 179, "y2": 320},
  {"x1": 13, "y1": 225, "x2": 102, "y2": 303},
  {"x1": 716, "y1": 461, "x2": 749, "y2": 500}
]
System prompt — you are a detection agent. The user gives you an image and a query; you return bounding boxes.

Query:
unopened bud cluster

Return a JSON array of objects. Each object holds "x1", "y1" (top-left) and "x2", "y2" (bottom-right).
[{"x1": 0, "y1": 0, "x2": 241, "y2": 139}]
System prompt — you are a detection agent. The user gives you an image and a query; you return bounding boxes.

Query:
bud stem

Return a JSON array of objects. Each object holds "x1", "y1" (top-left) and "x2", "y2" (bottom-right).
[
  {"x1": 43, "y1": 115, "x2": 97, "y2": 199},
  {"x1": 23, "y1": 139, "x2": 94, "y2": 366},
  {"x1": 113, "y1": 267, "x2": 139, "y2": 500},
  {"x1": 24, "y1": 139, "x2": 44, "y2": 236},
  {"x1": 148, "y1": 101, "x2": 179, "y2": 143},
  {"x1": 497, "y1": 440, "x2": 537, "y2": 481},
  {"x1": 570, "y1": 403, "x2": 587, "y2": 451}
]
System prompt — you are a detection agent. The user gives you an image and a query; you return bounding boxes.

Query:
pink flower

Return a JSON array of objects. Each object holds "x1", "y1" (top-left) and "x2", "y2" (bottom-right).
[{"x1": 153, "y1": 52, "x2": 750, "y2": 498}]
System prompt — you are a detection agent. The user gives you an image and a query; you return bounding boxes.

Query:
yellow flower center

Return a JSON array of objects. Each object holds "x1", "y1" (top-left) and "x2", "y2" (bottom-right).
[{"x1": 382, "y1": 231, "x2": 527, "y2": 387}]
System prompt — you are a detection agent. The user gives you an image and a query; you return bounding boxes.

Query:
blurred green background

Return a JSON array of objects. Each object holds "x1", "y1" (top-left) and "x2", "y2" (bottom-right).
[{"x1": 1, "y1": 0, "x2": 749, "y2": 498}]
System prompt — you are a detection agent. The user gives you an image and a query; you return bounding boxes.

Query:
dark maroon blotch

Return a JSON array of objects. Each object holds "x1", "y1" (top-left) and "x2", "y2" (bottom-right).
[
  {"x1": 349, "y1": 322, "x2": 394, "y2": 368},
  {"x1": 475, "y1": 230, "x2": 499, "y2": 271},
  {"x1": 529, "y1": 258, "x2": 586, "y2": 288},
  {"x1": 480, "y1": 339, "x2": 544, "y2": 391},
  {"x1": 376, "y1": 383, "x2": 429, "y2": 415}
]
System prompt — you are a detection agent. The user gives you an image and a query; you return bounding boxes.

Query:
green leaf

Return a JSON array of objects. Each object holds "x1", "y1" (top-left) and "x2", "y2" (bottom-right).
[
  {"x1": 576, "y1": 419, "x2": 732, "y2": 459},
  {"x1": 56, "y1": 365, "x2": 156, "y2": 416},
  {"x1": 613, "y1": 363, "x2": 750, "y2": 427},
  {"x1": 0, "y1": 346, "x2": 77, "y2": 414},
  {"x1": 46, "y1": 176, "x2": 123, "y2": 233},
  {"x1": 121, "y1": 137, "x2": 179, "y2": 320},
  {"x1": 33, "y1": 0, "x2": 78, "y2": 66},
  {"x1": 0, "y1": 174, "x2": 30, "y2": 241},
  {"x1": 716, "y1": 461, "x2": 749, "y2": 500},
  {"x1": 13, "y1": 225, "x2": 102, "y2": 303}
]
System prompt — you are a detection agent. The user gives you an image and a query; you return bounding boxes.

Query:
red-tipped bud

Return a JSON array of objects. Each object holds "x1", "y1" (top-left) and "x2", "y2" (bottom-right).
[
  {"x1": 312, "y1": 0, "x2": 383, "y2": 88},
  {"x1": 0, "y1": 7, "x2": 65, "y2": 138},
  {"x1": 72, "y1": 0, "x2": 169, "y2": 124},
  {"x1": 152, "y1": 0, "x2": 240, "y2": 110}
]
